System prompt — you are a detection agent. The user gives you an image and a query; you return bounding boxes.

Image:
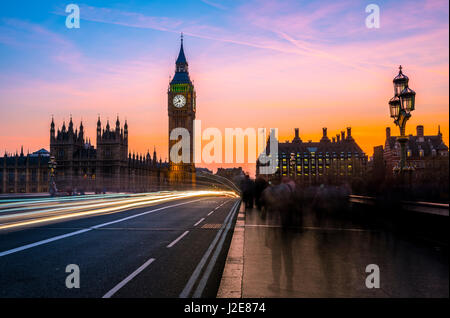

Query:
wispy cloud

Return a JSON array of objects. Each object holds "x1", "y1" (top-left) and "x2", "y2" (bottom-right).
[
  {"x1": 0, "y1": 18, "x2": 85, "y2": 72},
  {"x1": 200, "y1": 0, "x2": 228, "y2": 10},
  {"x1": 48, "y1": 0, "x2": 448, "y2": 75},
  {"x1": 53, "y1": 4, "x2": 183, "y2": 31}
]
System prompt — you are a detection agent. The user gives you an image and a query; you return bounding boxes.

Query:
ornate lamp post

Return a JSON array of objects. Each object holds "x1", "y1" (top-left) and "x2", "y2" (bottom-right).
[
  {"x1": 388, "y1": 65, "x2": 416, "y2": 174},
  {"x1": 48, "y1": 155, "x2": 57, "y2": 196}
]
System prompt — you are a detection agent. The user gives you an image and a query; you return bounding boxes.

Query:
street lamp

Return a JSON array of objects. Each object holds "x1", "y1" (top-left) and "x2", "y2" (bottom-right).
[
  {"x1": 388, "y1": 65, "x2": 416, "y2": 173},
  {"x1": 389, "y1": 96, "x2": 400, "y2": 118}
]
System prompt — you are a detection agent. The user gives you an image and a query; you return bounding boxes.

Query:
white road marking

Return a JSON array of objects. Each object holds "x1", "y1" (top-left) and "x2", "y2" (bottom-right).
[
  {"x1": 193, "y1": 201, "x2": 240, "y2": 297},
  {"x1": 102, "y1": 257, "x2": 155, "y2": 298},
  {"x1": 209, "y1": 198, "x2": 229, "y2": 216},
  {"x1": 180, "y1": 199, "x2": 240, "y2": 298},
  {"x1": 0, "y1": 198, "x2": 206, "y2": 257},
  {"x1": 0, "y1": 228, "x2": 91, "y2": 257},
  {"x1": 194, "y1": 218, "x2": 205, "y2": 227},
  {"x1": 167, "y1": 230, "x2": 189, "y2": 248}
]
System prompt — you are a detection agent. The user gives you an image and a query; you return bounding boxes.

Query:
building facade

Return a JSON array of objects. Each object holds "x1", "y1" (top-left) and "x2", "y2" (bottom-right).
[
  {"x1": 383, "y1": 125, "x2": 448, "y2": 178},
  {"x1": 257, "y1": 127, "x2": 368, "y2": 185},
  {"x1": 168, "y1": 36, "x2": 196, "y2": 185},
  {"x1": 49, "y1": 116, "x2": 168, "y2": 193},
  {"x1": 0, "y1": 148, "x2": 50, "y2": 193}
]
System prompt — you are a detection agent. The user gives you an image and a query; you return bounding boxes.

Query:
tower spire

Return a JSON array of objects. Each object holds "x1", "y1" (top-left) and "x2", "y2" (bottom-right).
[
  {"x1": 171, "y1": 35, "x2": 191, "y2": 84},
  {"x1": 116, "y1": 114, "x2": 120, "y2": 133},
  {"x1": 175, "y1": 33, "x2": 188, "y2": 66},
  {"x1": 50, "y1": 115, "x2": 55, "y2": 142},
  {"x1": 69, "y1": 114, "x2": 73, "y2": 132}
]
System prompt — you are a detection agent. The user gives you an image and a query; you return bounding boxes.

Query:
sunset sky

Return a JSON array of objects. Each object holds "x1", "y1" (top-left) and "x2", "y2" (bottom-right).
[{"x1": 0, "y1": 0, "x2": 448, "y2": 175}]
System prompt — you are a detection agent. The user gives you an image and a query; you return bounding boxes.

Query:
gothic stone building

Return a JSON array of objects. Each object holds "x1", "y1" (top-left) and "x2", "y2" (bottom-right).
[
  {"x1": 0, "y1": 148, "x2": 50, "y2": 193},
  {"x1": 50, "y1": 116, "x2": 168, "y2": 193},
  {"x1": 257, "y1": 127, "x2": 368, "y2": 185}
]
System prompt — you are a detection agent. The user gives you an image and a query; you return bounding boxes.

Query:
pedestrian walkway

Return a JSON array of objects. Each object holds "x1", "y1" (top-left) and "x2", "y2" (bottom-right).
[{"x1": 218, "y1": 203, "x2": 448, "y2": 298}]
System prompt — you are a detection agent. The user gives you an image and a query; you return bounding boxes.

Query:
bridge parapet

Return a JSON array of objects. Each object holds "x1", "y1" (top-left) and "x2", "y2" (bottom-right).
[{"x1": 349, "y1": 195, "x2": 449, "y2": 216}]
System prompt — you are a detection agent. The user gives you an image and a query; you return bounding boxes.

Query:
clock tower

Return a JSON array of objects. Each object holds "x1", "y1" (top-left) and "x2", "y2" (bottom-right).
[{"x1": 168, "y1": 35, "x2": 196, "y2": 184}]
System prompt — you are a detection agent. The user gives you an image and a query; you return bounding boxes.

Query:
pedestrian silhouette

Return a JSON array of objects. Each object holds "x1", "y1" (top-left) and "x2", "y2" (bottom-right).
[{"x1": 262, "y1": 179, "x2": 297, "y2": 291}]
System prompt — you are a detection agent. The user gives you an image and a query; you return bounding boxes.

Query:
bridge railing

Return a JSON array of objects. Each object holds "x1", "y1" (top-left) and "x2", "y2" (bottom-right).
[{"x1": 349, "y1": 194, "x2": 449, "y2": 217}]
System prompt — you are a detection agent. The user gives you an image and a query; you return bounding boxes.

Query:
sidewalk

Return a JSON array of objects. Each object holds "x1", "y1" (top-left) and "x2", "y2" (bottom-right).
[{"x1": 218, "y1": 203, "x2": 449, "y2": 298}]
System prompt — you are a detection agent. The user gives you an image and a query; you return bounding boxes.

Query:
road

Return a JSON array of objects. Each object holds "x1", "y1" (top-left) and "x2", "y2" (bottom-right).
[{"x1": 0, "y1": 191, "x2": 240, "y2": 298}]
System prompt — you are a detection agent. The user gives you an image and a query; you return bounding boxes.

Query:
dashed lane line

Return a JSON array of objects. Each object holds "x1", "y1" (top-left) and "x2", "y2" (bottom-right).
[{"x1": 102, "y1": 257, "x2": 156, "y2": 298}]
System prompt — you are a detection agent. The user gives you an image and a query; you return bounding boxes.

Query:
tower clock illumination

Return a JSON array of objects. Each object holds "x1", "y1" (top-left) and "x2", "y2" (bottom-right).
[{"x1": 173, "y1": 94, "x2": 186, "y2": 108}]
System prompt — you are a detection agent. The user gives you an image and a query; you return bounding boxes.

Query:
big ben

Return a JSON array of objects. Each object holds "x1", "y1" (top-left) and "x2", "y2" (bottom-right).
[{"x1": 168, "y1": 35, "x2": 196, "y2": 185}]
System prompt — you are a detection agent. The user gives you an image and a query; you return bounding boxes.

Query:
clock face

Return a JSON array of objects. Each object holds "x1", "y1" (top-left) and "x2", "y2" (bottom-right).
[{"x1": 173, "y1": 94, "x2": 186, "y2": 108}]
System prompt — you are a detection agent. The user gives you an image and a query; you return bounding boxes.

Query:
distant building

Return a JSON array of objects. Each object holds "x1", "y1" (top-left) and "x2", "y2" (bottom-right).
[
  {"x1": 257, "y1": 127, "x2": 368, "y2": 185},
  {"x1": 49, "y1": 116, "x2": 168, "y2": 193},
  {"x1": 0, "y1": 148, "x2": 50, "y2": 193},
  {"x1": 372, "y1": 145, "x2": 385, "y2": 175},
  {"x1": 216, "y1": 167, "x2": 245, "y2": 180},
  {"x1": 366, "y1": 145, "x2": 386, "y2": 186},
  {"x1": 196, "y1": 167, "x2": 213, "y2": 174},
  {"x1": 383, "y1": 125, "x2": 448, "y2": 177}
]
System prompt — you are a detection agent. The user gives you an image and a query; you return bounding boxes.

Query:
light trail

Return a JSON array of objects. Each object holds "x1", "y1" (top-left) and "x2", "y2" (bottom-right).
[
  {"x1": 0, "y1": 192, "x2": 169, "y2": 212},
  {"x1": 0, "y1": 190, "x2": 239, "y2": 231},
  {"x1": 0, "y1": 193, "x2": 130, "y2": 208},
  {"x1": 0, "y1": 193, "x2": 182, "y2": 216}
]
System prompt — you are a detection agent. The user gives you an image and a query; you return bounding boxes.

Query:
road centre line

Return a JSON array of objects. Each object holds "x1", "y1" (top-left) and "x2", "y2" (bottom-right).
[
  {"x1": 167, "y1": 231, "x2": 190, "y2": 248},
  {"x1": 102, "y1": 257, "x2": 156, "y2": 298},
  {"x1": 102, "y1": 199, "x2": 233, "y2": 298},
  {"x1": 194, "y1": 218, "x2": 205, "y2": 227},
  {"x1": 209, "y1": 199, "x2": 230, "y2": 216}
]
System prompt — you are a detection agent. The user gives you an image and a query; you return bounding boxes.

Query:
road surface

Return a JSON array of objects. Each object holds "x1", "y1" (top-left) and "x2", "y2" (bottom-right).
[{"x1": 0, "y1": 191, "x2": 240, "y2": 298}]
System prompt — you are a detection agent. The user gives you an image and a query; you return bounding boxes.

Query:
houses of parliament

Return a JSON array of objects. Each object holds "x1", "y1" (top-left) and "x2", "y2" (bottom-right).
[{"x1": 0, "y1": 116, "x2": 168, "y2": 194}]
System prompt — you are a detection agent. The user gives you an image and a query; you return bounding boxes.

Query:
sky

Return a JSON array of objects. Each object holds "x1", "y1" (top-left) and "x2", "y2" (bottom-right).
[{"x1": 0, "y1": 0, "x2": 448, "y2": 175}]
